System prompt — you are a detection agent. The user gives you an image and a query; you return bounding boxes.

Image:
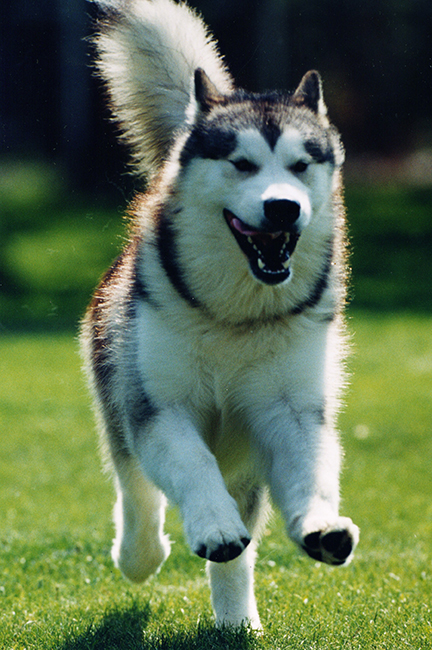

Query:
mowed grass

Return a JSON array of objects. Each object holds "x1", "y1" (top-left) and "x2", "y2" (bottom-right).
[{"x1": 0, "y1": 312, "x2": 431, "y2": 649}]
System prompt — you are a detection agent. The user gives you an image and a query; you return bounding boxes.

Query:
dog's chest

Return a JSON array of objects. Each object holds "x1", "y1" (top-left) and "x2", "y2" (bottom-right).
[{"x1": 136, "y1": 305, "x2": 291, "y2": 408}]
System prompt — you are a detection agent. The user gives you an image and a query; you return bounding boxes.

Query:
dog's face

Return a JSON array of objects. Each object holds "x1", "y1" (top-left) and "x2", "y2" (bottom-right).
[
  {"x1": 221, "y1": 127, "x2": 317, "y2": 286},
  {"x1": 178, "y1": 70, "x2": 344, "y2": 287}
]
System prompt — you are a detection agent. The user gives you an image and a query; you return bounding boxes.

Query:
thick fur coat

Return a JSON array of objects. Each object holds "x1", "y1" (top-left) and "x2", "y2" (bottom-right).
[{"x1": 81, "y1": 0, "x2": 359, "y2": 629}]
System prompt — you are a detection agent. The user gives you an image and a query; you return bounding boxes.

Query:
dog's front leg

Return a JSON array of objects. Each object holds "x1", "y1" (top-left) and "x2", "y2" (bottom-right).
[
  {"x1": 252, "y1": 403, "x2": 359, "y2": 565},
  {"x1": 132, "y1": 406, "x2": 251, "y2": 563}
]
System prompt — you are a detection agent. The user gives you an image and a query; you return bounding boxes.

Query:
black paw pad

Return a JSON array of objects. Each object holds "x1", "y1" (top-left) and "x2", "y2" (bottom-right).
[
  {"x1": 302, "y1": 532, "x2": 324, "y2": 562},
  {"x1": 196, "y1": 537, "x2": 251, "y2": 563},
  {"x1": 302, "y1": 529, "x2": 354, "y2": 565},
  {"x1": 321, "y1": 530, "x2": 353, "y2": 561}
]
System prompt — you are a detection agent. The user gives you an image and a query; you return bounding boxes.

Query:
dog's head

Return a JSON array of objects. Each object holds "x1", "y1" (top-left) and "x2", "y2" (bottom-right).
[{"x1": 178, "y1": 70, "x2": 344, "y2": 287}]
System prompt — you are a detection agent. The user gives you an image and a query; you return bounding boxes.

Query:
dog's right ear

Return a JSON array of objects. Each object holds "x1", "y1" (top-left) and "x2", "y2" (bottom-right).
[
  {"x1": 194, "y1": 68, "x2": 225, "y2": 113},
  {"x1": 292, "y1": 70, "x2": 327, "y2": 117}
]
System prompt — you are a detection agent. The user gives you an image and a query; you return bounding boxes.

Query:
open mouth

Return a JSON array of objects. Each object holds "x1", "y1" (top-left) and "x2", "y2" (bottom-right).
[{"x1": 224, "y1": 209, "x2": 299, "y2": 285}]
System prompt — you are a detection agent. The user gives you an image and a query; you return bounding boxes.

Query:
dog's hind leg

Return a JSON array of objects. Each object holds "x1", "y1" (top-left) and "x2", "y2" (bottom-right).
[
  {"x1": 207, "y1": 542, "x2": 260, "y2": 629},
  {"x1": 111, "y1": 456, "x2": 171, "y2": 583},
  {"x1": 207, "y1": 484, "x2": 268, "y2": 630}
]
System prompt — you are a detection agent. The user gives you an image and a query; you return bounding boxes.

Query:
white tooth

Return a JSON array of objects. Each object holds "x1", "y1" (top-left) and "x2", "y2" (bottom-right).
[
  {"x1": 282, "y1": 259, "x2": 290, "y2": 269},
  {"x1": 257, "y1": 258, "x2": 265, "y2": 270},
  {"x1": 285, "y1": 233, "x2": 291, "y2": 243},
  {"x1": 247, "y1": 237, "x2": 253, "y2": 244}
]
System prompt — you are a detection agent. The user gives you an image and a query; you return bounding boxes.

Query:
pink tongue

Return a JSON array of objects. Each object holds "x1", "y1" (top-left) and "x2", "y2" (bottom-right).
[
  {"x1": 231, "y1": 217, "x2": 259, "y2": 237},
  {"x1": 231, "y1": 216, "x2": 282, "y2": 241}
]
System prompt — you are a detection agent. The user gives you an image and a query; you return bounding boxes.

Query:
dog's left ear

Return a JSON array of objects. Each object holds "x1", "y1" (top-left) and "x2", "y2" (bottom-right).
[
  {"x1": 194, "y1": 68, "x2": 225, "y2": 113},
  {"x1": 292, "y1": 70, "x2": 327, "y2": 116}
]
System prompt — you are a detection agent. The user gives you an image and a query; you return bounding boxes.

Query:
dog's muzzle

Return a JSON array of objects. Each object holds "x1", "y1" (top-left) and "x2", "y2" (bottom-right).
[{"x1": 224, "y1": 199, "x2": 301, "y2": 285}]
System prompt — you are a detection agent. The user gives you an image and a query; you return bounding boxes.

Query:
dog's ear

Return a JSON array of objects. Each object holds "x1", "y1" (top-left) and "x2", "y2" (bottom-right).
[
  {"x1": 292, "y1": 70, "x2": 327, "y2": 116},
  {"x1": 194, "y1": 68, "x2": 225, "y2": 113}
]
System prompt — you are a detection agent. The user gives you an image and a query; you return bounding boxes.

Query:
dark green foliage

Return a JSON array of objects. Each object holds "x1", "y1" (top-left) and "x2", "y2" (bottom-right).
[
  {"x1": 0, "y1": 162, "x2": 127, "y2": 330},
  {"x1": 346, "y1": 185, "x2": 432, "y2": 311}
]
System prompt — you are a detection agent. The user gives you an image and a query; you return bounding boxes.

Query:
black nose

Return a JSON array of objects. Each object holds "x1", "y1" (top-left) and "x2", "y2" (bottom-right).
[{"x1": 264, "y1": 199, "x2": 300, "y2": 230}]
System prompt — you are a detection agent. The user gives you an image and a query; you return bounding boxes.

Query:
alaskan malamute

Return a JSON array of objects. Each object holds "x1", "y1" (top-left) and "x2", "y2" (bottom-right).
[{"x1": 81, "y1": 0, "x2": 359, "y2": 629}]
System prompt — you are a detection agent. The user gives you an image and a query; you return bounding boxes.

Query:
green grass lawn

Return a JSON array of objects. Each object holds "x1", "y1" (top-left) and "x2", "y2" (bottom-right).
[{"x1": 1, "y1": 312, "x2": 432, "y2": 649}]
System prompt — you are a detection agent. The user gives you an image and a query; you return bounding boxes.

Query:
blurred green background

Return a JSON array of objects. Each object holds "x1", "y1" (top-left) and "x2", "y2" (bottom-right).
[{"x1": 0, "y1": 161, "x2": 126, "y2": 330}]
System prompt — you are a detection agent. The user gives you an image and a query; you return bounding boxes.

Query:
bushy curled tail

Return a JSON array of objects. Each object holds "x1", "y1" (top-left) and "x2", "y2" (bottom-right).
[{"x1": 91, "y1": 0, "x2": 233, "y2": 178}]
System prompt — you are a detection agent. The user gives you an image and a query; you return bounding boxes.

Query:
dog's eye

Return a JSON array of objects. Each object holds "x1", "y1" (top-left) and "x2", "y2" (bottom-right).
[
  {"x1": 230, "y1": 159, "x2": 258, "y2": 173},
  {"x1": 291, "y1": 161, "x2": 309, "y2": 173}
]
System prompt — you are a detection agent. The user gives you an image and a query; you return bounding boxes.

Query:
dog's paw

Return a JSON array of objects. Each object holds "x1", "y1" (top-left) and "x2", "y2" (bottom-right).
[
  {"x1": 185, "y1": 497, "x2": 252, "y2": 563},
  {"x1": 196, "y1": 536, "x2": 251, "y2": 563},
  {"x1": 189, "y1": 515, "x2": 251, "y2": 563},
  {"x1": 301, "y1": 518, "x2": 359, "y2": 566}
]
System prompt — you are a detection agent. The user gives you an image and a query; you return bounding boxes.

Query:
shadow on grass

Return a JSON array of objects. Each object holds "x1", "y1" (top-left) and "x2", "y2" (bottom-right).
[
  {"x1": 60, "y1": 602, "x2": 150, "y2": 650},
  {"x1": 60, "y1": 601, "x2": 261, "y2": 650}
]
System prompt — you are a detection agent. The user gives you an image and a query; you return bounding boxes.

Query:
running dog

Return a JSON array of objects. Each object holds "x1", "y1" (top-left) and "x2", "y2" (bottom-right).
[{"x1": 81, "y1": 0, "x2": 359, "y2": 629}]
